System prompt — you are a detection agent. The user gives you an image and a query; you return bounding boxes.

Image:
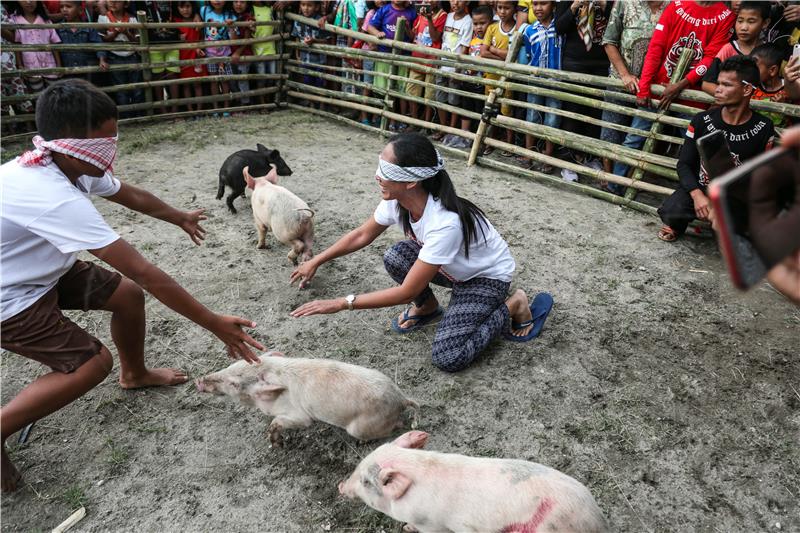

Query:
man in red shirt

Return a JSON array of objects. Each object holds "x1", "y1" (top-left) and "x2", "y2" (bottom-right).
[
  {"x1": 637, "y1": 0, "x2": 734, "y2": 110},
  {"x1": 608, "y1": 1, "x2": 734, "y2": 193}
]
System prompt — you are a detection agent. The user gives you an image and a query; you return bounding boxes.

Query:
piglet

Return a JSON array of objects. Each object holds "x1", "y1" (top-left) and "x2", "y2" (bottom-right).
[
  {"x1": 196, "y1": 352, "x2": 419, "y2": 448},
  {"x1": 243, "y1": 166, "x2": 314, "y2": 267},
  {"x1": 339, "y1": 431, "x2": 608, "y2": 533},
  {"x1": 216, "y1": 144, "x2": 293, "y2": 214}
]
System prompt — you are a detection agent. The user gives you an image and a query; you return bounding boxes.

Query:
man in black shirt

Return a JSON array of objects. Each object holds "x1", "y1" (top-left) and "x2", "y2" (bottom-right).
[{"x1": 658, "y1": 55, "x2": 775, "y2": 242}]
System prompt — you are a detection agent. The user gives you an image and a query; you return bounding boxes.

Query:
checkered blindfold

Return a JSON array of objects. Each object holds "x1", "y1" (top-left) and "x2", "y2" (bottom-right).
[{"x1": 18, "y1": 135, "x2": 118, "y2": 174}]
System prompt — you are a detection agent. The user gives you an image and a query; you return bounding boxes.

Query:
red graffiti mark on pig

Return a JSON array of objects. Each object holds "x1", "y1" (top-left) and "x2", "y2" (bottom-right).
[{"x1": 501, "y1": 498, "x2": 555, "y2": 533}]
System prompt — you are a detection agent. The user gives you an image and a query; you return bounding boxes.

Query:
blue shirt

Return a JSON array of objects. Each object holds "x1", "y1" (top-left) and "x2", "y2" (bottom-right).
[
  {"x1": 521, "y1": 20, "x2": 562, "y2": 70},
  {"x1": 56, "y1": 28, "x2": 106, "y2": 68},
  {"x1": 368, "y1": 4, "x2": 416, "y2": 53}
]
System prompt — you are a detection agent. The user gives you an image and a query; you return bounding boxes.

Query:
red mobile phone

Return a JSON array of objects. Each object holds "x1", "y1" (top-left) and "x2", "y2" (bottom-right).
[{"x1": 708, "y1": 147, "x2": 799, "y2": 290}]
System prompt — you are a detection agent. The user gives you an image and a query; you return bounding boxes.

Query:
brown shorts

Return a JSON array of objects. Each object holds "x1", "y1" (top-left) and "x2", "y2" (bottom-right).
[{"x1": 1, "y1": 261, "x2": 122, "y2": 373}]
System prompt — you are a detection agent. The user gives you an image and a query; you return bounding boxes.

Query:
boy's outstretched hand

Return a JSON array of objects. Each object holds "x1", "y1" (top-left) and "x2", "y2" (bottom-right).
[
  {"x1": 210, "y1": 315, "x2": 265, "y2": 363},
  {"x1": 179, "y1": 209, "x2": 207, "y2": 245}
]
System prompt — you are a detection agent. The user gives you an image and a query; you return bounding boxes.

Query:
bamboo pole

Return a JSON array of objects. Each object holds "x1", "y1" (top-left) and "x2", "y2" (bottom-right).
[
  {"x1": 482, "y1": 137, "x2": 674, "y2": 195},
  {"x1": 3, "y1": 87, "x2": 281, "y2": 124},
  {"x1": 1, "y1": 74, "x2": 286, "y2": 103},
  {"x1": 624, "y1": 48, "x2": 694, "y2": 199},
  {"x1": 468, "y1": 29, "x2": 523, "y2": 166},
  {"x1": 282, "y1": 19, "x2": 800, "y2": 118},
  {"x1": 3, "y1": 53, "x2": 289, "y2": 78},
  {"x1": 287, "y1": 103, "x2": 382, "y2": 135},
  {"x1": 286, "y1": 101, "x2": 662, "y2": 216},
  {"x1": 119, "y1": 102, "x2": 282, "y2": 125},
  {"x1": 136, "y1": 11, "x2": 154, "y2": 117},
  {"x1": 3, "y1": 33, "x2": 287, "y2": 53},
  {"x1": 439, "y1": 143, "x2": 659, "y2": 215},
  {"x1": 301, "y1": 45, "x2": 692, "y2": 129},
  {"x1": 287, "y1": 65, "x2": 380, "y2": 95},
  {"x1": 2, "y1": 20, "x2": 281, "y2": 30},
  {"x1": 492, "y1": 114, "x2": 678, "y2": 180},
  {"x1": 0, "y1": 103, "x2": 286, "y2": 143},
  {"x1": 286, "y1": 80, "x2": 386, "y2": 107}
]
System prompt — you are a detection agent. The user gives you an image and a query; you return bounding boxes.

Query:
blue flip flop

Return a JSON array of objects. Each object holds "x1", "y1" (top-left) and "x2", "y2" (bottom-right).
[
  {"x1": 503, "y1": 292, "x2": 553, "y2": 343},
  {"x1": 391, "y1": 306, "x2": 444, "y2": 334}
]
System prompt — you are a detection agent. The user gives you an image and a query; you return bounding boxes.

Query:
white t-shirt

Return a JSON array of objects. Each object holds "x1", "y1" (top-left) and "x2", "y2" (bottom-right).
[
  {"x1": 373, "y1": 194, "x2": 515, "y2": 283},
  {"x1": 441, "y1": 12, "x2": 473, "y2": 72},
  {"x1": 1, "y1": 159, "x2": 121, "y2": 320},
  {"x1": 97, "y1": 14, "x2": 138, "y2": 57}
]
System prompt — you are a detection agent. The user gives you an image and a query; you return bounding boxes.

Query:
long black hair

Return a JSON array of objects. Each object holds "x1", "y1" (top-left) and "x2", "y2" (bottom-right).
[{"x1": 388, "y1": 133, "x2": 487, "y2": 259}]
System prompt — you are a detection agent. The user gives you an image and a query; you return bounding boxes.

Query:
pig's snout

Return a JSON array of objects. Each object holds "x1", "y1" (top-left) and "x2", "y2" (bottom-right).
[
  {"x1": 195, "y1": 378, "x2": 210, "y2": 393},
  {"x1": 338, "y1": 479, "x2": 354, "y2": 498}
]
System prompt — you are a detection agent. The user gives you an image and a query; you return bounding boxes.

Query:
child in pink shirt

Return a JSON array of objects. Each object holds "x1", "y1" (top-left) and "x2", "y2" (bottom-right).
[{"x1": 10, "y1": 1, "x2": 62, "y2": 92}]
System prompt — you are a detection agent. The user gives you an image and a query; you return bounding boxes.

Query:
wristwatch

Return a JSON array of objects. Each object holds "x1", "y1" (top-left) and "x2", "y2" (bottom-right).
[{"x1": 345, "y1": 294, "x2": 356, "y2": 311}]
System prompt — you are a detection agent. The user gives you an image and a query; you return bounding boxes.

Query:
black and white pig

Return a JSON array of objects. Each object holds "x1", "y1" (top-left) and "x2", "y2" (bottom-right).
[
  {"x1": 339, "y1": 431, "x2": 608, "y2": 533},
  {"x1": 216, "y1": 144, "x2": 292, "y2": 214},
  {"x1": 195, "y1": 352, "x2": 419, "y2": 448}
]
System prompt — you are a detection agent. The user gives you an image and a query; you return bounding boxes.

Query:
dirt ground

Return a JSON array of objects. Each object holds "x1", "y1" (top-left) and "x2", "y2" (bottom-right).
[{"x1": 1, "y1": 111, "x2": 798, "y2": 533}]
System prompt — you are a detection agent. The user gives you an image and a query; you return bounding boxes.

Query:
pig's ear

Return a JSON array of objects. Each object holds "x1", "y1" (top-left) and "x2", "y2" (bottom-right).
[
  {"x1": 393, "y1": 431, "x2": 429, "y2": 449},
  {"x1": 378, "y1": 468, "x2": 412, "y2": 500},
  {"x1": 251, "y1": 382, "x2": 285, "y2": 401},
  {"x1": 256, "y1": 143, "x2": 270, "y2": 154}
]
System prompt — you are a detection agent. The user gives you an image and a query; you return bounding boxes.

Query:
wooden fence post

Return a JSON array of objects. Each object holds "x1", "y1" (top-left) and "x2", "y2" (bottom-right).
[
  {"x1": 136, "y1": 11, "x2": 154, "y2": 116},
  {"x1": 467, "y1": 29, "x2": 523, "y2": 166}
]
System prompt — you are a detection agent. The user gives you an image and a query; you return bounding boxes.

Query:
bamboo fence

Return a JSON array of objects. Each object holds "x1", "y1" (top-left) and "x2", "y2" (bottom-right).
[{"x1": 3, "y1": 11, "x2": 800, "y2": 214}]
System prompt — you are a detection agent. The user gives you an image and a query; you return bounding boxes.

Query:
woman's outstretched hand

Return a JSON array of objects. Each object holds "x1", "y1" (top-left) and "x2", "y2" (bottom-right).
[
  {"x1": 290, "y1": 261, "x2": 318, "y2": 289},
  {"x1": 291, "y1": 298, "x2": 346, "y2": 317}
]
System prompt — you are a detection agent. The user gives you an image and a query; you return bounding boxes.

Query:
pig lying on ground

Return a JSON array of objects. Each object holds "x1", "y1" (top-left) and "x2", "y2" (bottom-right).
[
  {"x1": 196, "y1": 352, "x2": 419, "y2": 447},
  {"x1": 216, "y1": 144, "x2": 293, "y2": 214},
  {"x1": 339, "y1": 431, "x2": 608, "y2": 533},
  {"x1": 243, "y1": 166, "x2": 314, "y2": 267}
]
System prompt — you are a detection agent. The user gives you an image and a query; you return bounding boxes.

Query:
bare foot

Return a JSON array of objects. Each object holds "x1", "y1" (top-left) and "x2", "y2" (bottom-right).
[
  {"x1": 2, "y1": 445, "x2": 21, "y2": 493},
  {"x1": 395, "y1": 299, "x2": 440, "y2": 331},
  {"x1": 119, "y1": 368, "x2": 189, "y2": 389},
  {"x1": 505, "y1": 289, "x2": 533, "y2": 338}
]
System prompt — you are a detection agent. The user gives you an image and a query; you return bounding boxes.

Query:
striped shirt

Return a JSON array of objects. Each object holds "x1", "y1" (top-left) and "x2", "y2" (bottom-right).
[{"x1": 522, "y1": 20, "x2": 562, "y2": 70}]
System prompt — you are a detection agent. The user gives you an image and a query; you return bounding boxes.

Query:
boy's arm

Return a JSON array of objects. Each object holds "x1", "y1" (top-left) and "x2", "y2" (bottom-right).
[
  {"x1": 90, "y1": 239, "x2": 264, "y2": 362},
  {"x1": 106, "y1": 182, "x2": 207, "y2": 245},
  {"x1": 636, "y1": 5, "x2": 672, "y2": 105}
]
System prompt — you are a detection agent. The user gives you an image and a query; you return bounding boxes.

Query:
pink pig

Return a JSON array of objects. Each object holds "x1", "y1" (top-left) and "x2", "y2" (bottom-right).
[
  {"x1": 243, "y1": 165, "x2": 315, "y2": 266},
  {"x1": 339, "y1": 431, "x2": 608, "y2": 533},
  {"x1": 196, "y1": 352, "x2": 419, "y2": 447}
]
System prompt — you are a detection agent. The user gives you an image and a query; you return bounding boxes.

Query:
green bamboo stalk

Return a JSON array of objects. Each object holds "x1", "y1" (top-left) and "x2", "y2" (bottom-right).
[
  {"x1": 492, "y1": 114, "x2": 678, "y2": 181},
  {"x1": 624, "y1": 48, "x2": 694, "y2": 199},
  {"x1": 287, "y1": 65, "x2": 378, "y2": 94},
  {"x1": 3, "y1": 53, "x2": 289, "y2": 78},
  {"x1": 3, "y1": 33, "x2": 286, "y2": 53},
  {"x1": 439, "y1": 143, "x2": 660, "y2": 215},
  {"x1": 468, "y1": 29, "x2": 523, "y2": 166},
  {"x1": 2, "y1": 20, "x2": 281, "y2": 30},
  {"x1": 3, "y1": 87, "x2": 281, "y2": 124},
  {"x1": 303, "y1": 47, "x2": 691, "y2": 129},
  {"x1": 482, "y1": 137, "x2": 674, "y2": 195},
  {"x1": 285, "y1": 81, "x2": 387, "y2": 107},
  {"x1": 1, "y1": 74, "x2": 286, "y2": 103},
  {"x1": 285, "y1": 32, "x2": 800, "y2": 117}
]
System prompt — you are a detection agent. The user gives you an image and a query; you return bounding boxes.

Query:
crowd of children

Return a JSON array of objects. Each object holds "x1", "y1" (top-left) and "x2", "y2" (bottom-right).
[
  {"x1": 3, "y1": 0, "x2": 800, "y2": 183},
  {"x1": 0, "y1": 0, "x2": 281, "y2": 122}
]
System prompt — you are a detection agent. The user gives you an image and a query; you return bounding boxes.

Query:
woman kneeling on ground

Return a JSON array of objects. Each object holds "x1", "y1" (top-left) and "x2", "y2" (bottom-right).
[{"x1": 289, "y1": 133, "x2": 553, "y2": 372}]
